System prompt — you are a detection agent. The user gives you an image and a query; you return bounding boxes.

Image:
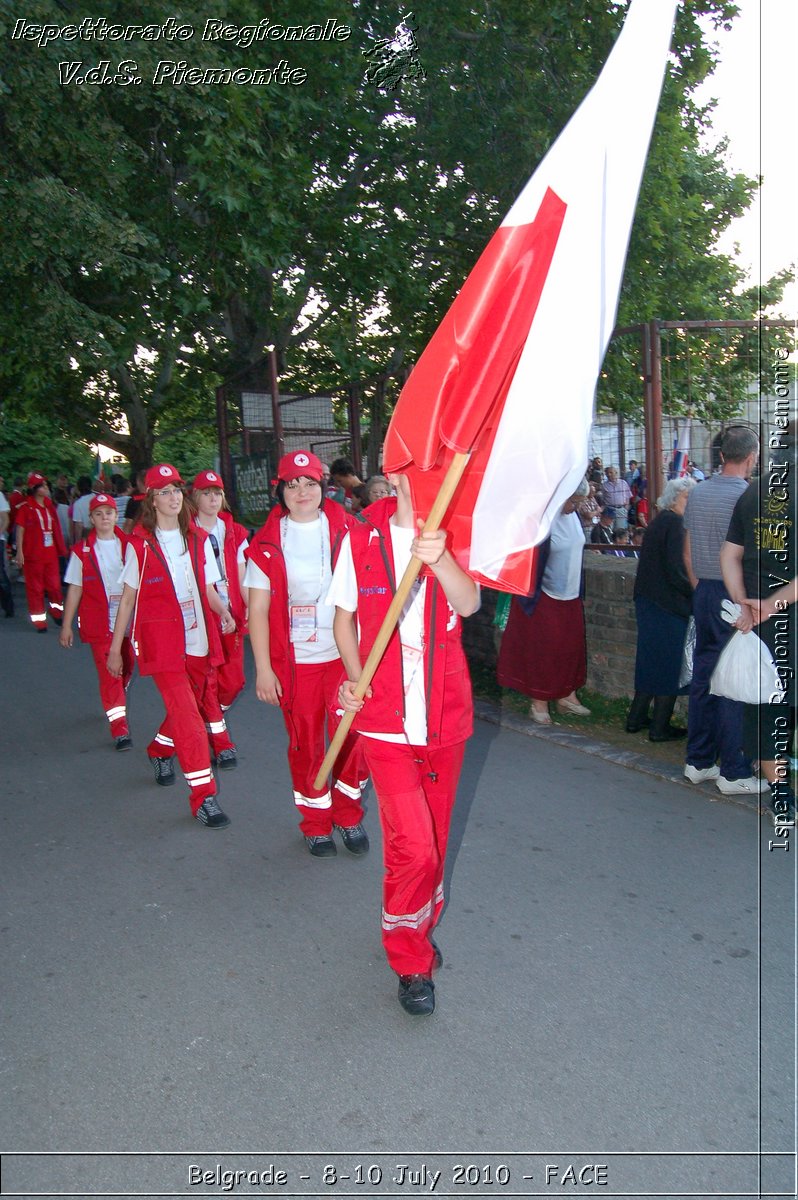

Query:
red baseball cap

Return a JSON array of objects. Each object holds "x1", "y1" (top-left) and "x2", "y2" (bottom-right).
[
  {"x1": 27, "y1": 472, "x2": 48, "y2": 490},
  {"x1": 192, "y1": 469, "x2": 224, "y2": 491},
  {"x1": 276, "y1": 450, "x2": 324, "y2": 483},
  {"x1": 144, "y1": 464, "x2": 183, "y2": 490},
  {"x1": 89, "y1": 493, "x2": 116, "y2": 513}
]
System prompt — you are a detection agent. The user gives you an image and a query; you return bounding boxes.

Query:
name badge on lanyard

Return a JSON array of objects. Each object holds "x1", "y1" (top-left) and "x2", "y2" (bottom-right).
[
  {"x1": 43, "y1": 531, "x2": 54, "y2": 548},
  {"x1": 108, "y1": 592, "x2": 122, "y2": 632},
  {"x1": 290, "y1": 604, "x2": 317, "y2": 643},
  {"x1": 180, "y1": 597, "x2": 198, "y2": 632}
]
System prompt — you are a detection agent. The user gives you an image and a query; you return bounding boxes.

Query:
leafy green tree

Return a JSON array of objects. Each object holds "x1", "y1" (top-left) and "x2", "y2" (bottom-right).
[{"x1": 0, "y1": 410, "x2": 94, "y2": 482}]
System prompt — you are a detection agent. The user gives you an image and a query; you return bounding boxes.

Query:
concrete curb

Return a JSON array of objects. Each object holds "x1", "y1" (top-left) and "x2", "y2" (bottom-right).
[{"x1": 474, "y1": 697, "x2": 766, "y2": 817}]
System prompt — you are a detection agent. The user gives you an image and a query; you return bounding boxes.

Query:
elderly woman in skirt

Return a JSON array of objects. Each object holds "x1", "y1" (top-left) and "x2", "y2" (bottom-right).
[{"x1": 497, "y1": 479, "x2": 592, "y2": 725}]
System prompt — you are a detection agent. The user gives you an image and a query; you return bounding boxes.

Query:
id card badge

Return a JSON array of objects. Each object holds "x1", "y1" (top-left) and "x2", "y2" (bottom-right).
[
  {"x1": 180, "y1": 597, "x2": 198, "y2": 632},
  {"x1": 43, "y1": 531, "x2": 54, "y2": 548},
  {"x1": 401, "y1": 642, "x2": 423, "y2": 696},
  {"x1": 290, "y1": 604, "x2": 317, "y2": 643},
  {"x1": 108, "y1": 592, "x2": 122, "y2": 632}
]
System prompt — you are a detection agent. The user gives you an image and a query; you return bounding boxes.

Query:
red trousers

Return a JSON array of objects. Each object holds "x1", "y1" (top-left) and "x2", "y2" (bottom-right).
[
  {"x1": 23, "y1": 554, "x2": 63, "y2": 627},
  {"x1": 147, "y1": 656, "x2": 226, "y2": 813},
  {"x1": 148, "y1": 653, "x2": 235, "y2": 765},
  {"x1": 282, "y1": 659, "x2": 366, "y2": 837},
  {"x1": 90, "y1": 637, "x2": 133, "y2": 738},
  {"x1": 217, "y1": 629, "x2": 246, "y2": 710},
  {"x1": 362, "y1": 738, "x2": 465, "y2": 978}
]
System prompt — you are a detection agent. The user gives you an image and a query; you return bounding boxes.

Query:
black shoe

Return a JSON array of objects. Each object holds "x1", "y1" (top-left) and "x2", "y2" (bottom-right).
[
  {"x1": 35, "y1": 626, "x2": 47, "y2": 633},
  {"x1": 398, "y1": 974, "x2": 435, "y2": 1016},
  {"x1": 151, "y1": 756, "x2": 175, "y2": 786},
  {"x1": 195, "y1": 796, "x2": 231, "y2": 828},
  {"x1": 51, "y1": 615, "x2": 63, "y2": 627},
  {"x1": 625, "y1": 717, "x2": 651, "y2": 733},
  {"x1": 334, "y1": 822, "x2": 369, "y2": 855},
  {"x1": 213, "y1": 748, "x2": 237, "y2": 770},
  {"x1": 304, "y1": 834, "x2": 337, "y2": 858},
  {"x1": 115, "y1": 735, "x2": 133, "y2": 752},
  {"x1": 649, "y1": 725, "x2": 687, "y2": 742}
]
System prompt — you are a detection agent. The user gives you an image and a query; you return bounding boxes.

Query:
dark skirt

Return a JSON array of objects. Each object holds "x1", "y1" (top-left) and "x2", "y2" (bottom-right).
[
  {"x1": 634, "y1": 596, "x2": 689, "y2": 695},
  {"x1": 497, "y1": 592, "x2": 587, "y2": 701}
]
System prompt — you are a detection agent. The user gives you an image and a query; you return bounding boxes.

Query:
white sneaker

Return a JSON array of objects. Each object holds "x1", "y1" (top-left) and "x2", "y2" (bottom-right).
[
  {"x1": 716, "y1": 775, "x2": 770, "y2": 796},
  {"x1": 684, "y1": 764, "x2": 720, "y2": 784}
]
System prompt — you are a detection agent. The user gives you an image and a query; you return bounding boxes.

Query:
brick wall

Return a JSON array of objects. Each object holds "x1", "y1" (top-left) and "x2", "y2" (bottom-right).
[{"x1": 462, "y1": 551, "x2": 639, "y2": 700}]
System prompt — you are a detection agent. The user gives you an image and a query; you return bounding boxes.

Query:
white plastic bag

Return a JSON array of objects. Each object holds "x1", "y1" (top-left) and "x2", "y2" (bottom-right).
[
  {"x1": 679, "y1": 616, "x2": 696, "y2": 688},
  {"x1": 710, "y1": 603, "x2": 784, "y2": 704}
]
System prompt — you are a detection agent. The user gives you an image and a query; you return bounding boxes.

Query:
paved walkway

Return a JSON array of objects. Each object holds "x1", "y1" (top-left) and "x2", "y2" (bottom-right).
[{"x1": 1, "y1": 590, "x2": 794, "y2": 1200}]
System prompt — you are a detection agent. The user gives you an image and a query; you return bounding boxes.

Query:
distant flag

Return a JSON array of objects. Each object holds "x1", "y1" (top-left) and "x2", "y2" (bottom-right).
[
  {"x1": 672, "y1": 418, "x2": 691, "y2": 477},
  {"x1": 383, "y1": 0, "x2": 679, "y2": 594},
  {"x1": 92, "y1": 452, "x2": 107, "y2": 486}
]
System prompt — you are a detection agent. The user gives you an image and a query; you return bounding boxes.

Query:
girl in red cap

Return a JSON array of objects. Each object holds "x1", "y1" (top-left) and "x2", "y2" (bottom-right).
[
  {"x1": 188, "y1": 470, "x2": 249, "y2": 712},
  {"x1": 245, "y1": 450, "x2": 368, "y2": 857},
  {"x1": 107, "y1": 464, "x2": 236, "y2": 828},
  {"x1": 60, "y1": 494, "x2": 134, "y2": 749},
  {"x1": 15, "y1": 473, "x2": 66, "y2": 631}
]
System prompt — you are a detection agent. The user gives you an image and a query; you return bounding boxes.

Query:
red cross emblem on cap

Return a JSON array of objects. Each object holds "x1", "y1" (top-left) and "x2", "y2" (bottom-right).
[
  {"x1": 159, "y1": 466, "x2": 171, "y2": 476},
  {"x1": 294, "y1": 453, "x2": 309, "y2": 467}
]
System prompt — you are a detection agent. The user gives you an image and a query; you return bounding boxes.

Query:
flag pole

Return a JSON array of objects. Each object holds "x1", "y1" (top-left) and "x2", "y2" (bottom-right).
[{"x1": 313, "y1": 450, "x2": 471, "y2": 789}]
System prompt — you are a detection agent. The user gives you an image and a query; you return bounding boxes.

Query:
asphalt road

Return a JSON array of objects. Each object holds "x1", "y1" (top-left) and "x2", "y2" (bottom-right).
[{"x1": 1, "y1": 593, "x2": 795, "y2": 1200}]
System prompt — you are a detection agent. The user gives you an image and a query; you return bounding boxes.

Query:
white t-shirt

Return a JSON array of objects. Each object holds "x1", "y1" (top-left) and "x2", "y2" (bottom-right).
[
  {"x1": 243, "y1": 513, "x2": 337, "y2": 663},
  {"x1": 121, "y1": 530, "x2": 220, "y2": 657},
  {"x1": 0, "y1": 491, "x2": 9, "y2": 539},
  {"x1": 542, "y1": 510, "x2": 585, "y2": 601},
  {"x1": 326, "y1": 522, "x2": 428, "y2": 745},
  {"x1": 65, "y1": 536, "x2": 126, "y2": 631},
  {"x1": 71, "y1": 493, "x2": 93, "y2": 531},
  {"x1": 199, "y1": 517, "x2": 248, "y2": 608}
]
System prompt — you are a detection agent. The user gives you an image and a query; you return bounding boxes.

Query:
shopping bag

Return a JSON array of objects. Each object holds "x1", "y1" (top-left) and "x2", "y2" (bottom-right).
[
  {"x1": 709, "y1": 606, "x2": 784, "y2": 704},
  {"x1": 678, "y1": 616, "x2": 696, "y2": 689}
]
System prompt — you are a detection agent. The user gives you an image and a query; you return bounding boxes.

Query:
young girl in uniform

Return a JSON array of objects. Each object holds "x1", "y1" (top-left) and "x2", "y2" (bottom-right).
[
  {"x1": 188, "y1": 470, "x2": 249, "y2": 712},
  {"x1": 15, "y1": 472, "x2": 66, "y2": 631},
  {"x1": 107, "y1": 464, "x2": 237, "y2": 828},
  {"x1": 60, "y1": 493, "x2": 134, "y2": 750},
  {"x1": 245, "y1": 450, "x2": 368, "y2": 858}
]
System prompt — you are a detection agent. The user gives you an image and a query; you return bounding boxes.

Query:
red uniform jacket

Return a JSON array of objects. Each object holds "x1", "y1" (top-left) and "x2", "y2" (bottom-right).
[
  {"x1": 345, "y1": 498, "x2": 473, "y2": 746},
  {"x1": 245, "y1": 501, "x2": 352, "y2": 711},
  {"x1": 128, "y1": 527, "x2": 223, "y2": 675},
  {"x1": 74, "y1": 529, "x2": 131, "y2": 643},
  {"x1": 192, "y1": 510, "x2": 249, "y2": 628},
  {"x1": 17, "y1": 497, "x2": 67, "y2": 560}
]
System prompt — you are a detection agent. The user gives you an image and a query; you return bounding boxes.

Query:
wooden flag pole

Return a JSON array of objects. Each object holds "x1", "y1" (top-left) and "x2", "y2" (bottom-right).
[{"x1": 313, "y1": 450, "x2": 471, "y2": 790}]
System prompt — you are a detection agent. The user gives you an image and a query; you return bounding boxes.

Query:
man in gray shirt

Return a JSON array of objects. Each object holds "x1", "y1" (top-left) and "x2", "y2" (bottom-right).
[{"x1": 682, "y1": 425, "x2": 768, "y2": 796}]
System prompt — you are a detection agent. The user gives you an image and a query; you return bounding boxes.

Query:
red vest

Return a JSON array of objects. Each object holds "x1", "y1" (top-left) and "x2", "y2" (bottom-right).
[
  {"x1": 245, "y1": 501, "x2": 352, "y2": 709},
  {"x1": 75, "y1": 529, "x2": 131, "y2": 643},
  {"x1": 129, "y1": 527, "x2": 223, "y2": 675},
  {"x1": 17, "y1": 497, "x2": 67, "y2": 560},
  {"x1": 192, "y1": 510, "x2": 249, "y2": 627},
  {"x1": 346, "y1": 498, "x2": 473, "y2": 746}
]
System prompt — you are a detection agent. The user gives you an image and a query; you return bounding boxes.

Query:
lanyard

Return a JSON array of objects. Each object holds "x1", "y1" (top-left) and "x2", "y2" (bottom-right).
[
  {"x1": 281, "y1": 514, "x2": 327, "y2": 605},
  {"x1": 34, "y1": 503, "x2": 53, "y2": 535},
  {"x1": 156, "y1": 529, "x2": 194, "y2": 595}
]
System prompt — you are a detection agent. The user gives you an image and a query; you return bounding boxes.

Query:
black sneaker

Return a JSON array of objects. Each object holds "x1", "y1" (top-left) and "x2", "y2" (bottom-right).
[
  {"x1": 151, "y1": 756, "x2": 175, "y2": 786},
  {"x1": 304, "y1": 834, "x2": 337, "y2": 858},
  {"x1": 115, "y1": 735, "x2": 133, "y2": 752},
  {"x1": 397, "y1": 974, "x2": 435, "y2": 1016},
  {"x1": 213, "y1": 748, "x2": 237, "y2": 770},
  {"x1": 195, "y1": 796, "x2": 231, "y2": 828},
  {"x1": 334, "y1": 822, "x2": 369, "y2": 855}
]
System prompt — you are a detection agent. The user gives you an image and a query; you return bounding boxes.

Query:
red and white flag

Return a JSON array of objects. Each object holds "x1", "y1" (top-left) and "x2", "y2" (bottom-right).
[
  {"x1": 672, "y1": 418, "x2": 691, "y2": 477},
  {"x1": 383, "y1": 0, "x2": 678, "y2": 593}
]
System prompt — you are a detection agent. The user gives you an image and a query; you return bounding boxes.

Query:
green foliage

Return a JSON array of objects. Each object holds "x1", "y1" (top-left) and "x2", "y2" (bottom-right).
[
  {"x1": 0, "y1": 410, "x2": 94, "y2": 482},
  {"x1": 0, "y1": 0, "x2": 790, "y2": 462}
]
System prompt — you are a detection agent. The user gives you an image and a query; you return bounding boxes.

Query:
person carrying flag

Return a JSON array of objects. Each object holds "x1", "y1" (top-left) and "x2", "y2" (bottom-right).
[
  {"x1": 15, "y1": 472, "x2": 66, "y2": 631},
  {"x1": 59, "y1": 493, "x2": 134, "y2": 750},
  {"x1": 107, "y1": 464, "x2": 236, "y2": 829},
  {"x1": 188, "y1": 470, "x2": 249, "y2": 715},
  {"x1": 329, "y1": 472, "x2": 479, "y2": 1017}
]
